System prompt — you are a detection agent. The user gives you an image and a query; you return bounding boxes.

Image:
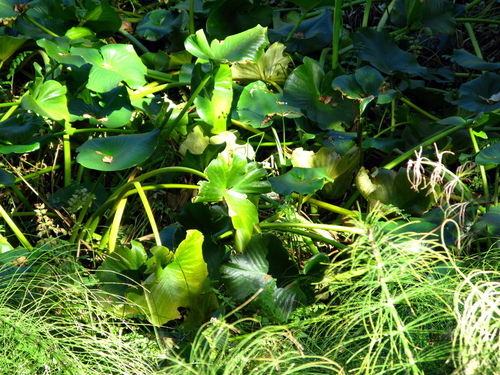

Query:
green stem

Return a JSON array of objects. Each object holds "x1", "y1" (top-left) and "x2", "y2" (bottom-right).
[
  {"x1": 303, "y1": 195, "x2": 356, "y2": 217},
  {"x1": 332, "y1": 0, "x2": 343, "y2": 71},
  {"x1": 361, "y1": 0, "x2": 372, "y2": 27},
  {"x1": 383, "y1": 121, "x2": 472, "y2": 170},
  {"x1": 285, "y1": 10, "x2": 309, "y2": 42},
  {"x1": 146, "y1": 69, "x2": 177, "y2": 83},
  {"x1": 133, "y1": 181, "x2": 161, "y2": 246},
  {"x1": 260, "y1": 222, "x2": 364, "y2": 235},
  {"x1": 399, "y1": 97, "x2": 440, "y2": 122},
  {"x1": 63, "y1": 133, "x2": 72, "y2": 187},
  {"x1": 270, "y1": 227, "x2": 346, "y2": 250},
  {"x1": 118, "y1": 28, "x2": 149, "y2": 54},
  {"x1": 231, "y1": 119, "x2": 275, "y2": 142},
  {"x1": 22, "y1": 13, "x2": 59, "y2": 37},
  {"x1": 464, "y1": 23, "x2": 482, "y2": 59},
  {"x1": 468, "y1": 127, "x2": 489, "y2": 199},
  {"x1": 377, "y1": 0, "x2": 396, "y2": 31},
  {"x1": 0, "y1": 204, "x2": 33, "y2": 251}
]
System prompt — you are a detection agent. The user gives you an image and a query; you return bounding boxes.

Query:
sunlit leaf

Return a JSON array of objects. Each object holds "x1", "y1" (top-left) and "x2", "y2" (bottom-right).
[
  {"x1": 21, "y1": 80, "x2": 70, "y2": 122},
  {"x1": 270, "y1": 167, "x2": 332, "y2": 195},
  {"x1": 76, "y1": 128, "x2": 159, "y2": 171}
]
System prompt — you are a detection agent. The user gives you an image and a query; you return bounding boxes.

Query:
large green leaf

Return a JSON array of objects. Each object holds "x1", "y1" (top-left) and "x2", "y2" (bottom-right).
[
  {"x1": 283, "y1": 57, "x2": 358, "y2": 130},
  {"x1": 81, "y1": 0, "x2": 122, "y2": 37},
  {"x1": 76, "y1": 128, "x2": 159, "y2": 171},
  {"x1": 356, "y1": 167, "x2": 433, "y2": 215},
  {"x1": 454, "y1": 49, "x2": 500, "y2": 72},
  {"x1": 236, "y1": 80, "x2": 301, "y2": 128},
  {"x1": 193, "y1": 63, "x2": 233, "y2": 134},
  {"x1": 21, "y1": 80, "x2": 70, "y2": 123},
  {"x1": 69, "y1": 87, "x2": 133, "y2": 128},
  {"x1": 0, "y1": 113, "x2": 42, "y2": 145},
  {"x1": 475, "y1": 143, "x2": 500, "y2": 167},
  {"x1": 72, "y1": 44, "x2": 147, "y2": 93},
  {"x1": 0, "y1": 169, "x2": 15, "y2": 187},
  {"x1": 221, "y1": 233, "x2": 305, "y2": 321},
  {"x1": 136, "y1": 9, "x2": 177, "y2": 41},
  {"x1": 185, "y1": 25, "x2": 268, "y2": 63},
  {"x1": 457, "y1": 73, "x2": 500, "y2": 113},
  {"x1": 37, "y1": 38, "x2": 87, "y2": 67},
  {"x1": 231, "y1": 42, "x2": 292, "y2": 85},
  {"x1": 127, "y1": 230, "x2": 209, "y2": 326},
  {"x1": 270, "y1": 167, "x2": 332, "y2": 195},
  {"x1": 268, "y1": 9, "x2": 334, "y2": 54},
  {"x1": 391, "y1": 0, "x2": 456, "y2": 34},
  {"x1": 354, "y1": 28, "x2": 426, "y2": 76},
  {"x1": 0, "y1": 35, "x2": 29, "y2": 64},
  {"x1": 0, "y1": 0, "x2": 19, "y2": 20},
  {"x1": 195, "y1": 153, "x2": 271, "y2": 251}
]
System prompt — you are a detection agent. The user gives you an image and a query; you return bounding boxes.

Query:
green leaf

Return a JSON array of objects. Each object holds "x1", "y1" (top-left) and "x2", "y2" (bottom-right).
[
  {"x1": 454, "y1": 49, "x2": 500, "y2": 72},
  {"x1": 0, "y1": 0, "x2": 20, "y2": 20},
  {"x1": 457, "y1": 72, "x2": 500, "y2": 113},
  {"x1": 128, "y1": 230, "x2": 209, "y2": 326},
  {"x1": 354, "y1": 28, "x2": 426, "y2": 76},
  {"x1": 221, "y1": 233, "x2": 305, "y2": 321},
  {"x1": 0, "y1": 35, "x2": 29, "y2": 63},
  {"x1": 76, "y1": 128, "x2": 159, "y2": 171},
  {"x1": 195, "y1": 153, "x2": 271, "y2": 251},
  {"x1": 69, "y1": 87, "x2": 133, "y2": 128},
  {"x1": 82, "y1": 0, "x2": 122, "y2": 37},
  {"x1": 270, "y1": 167, "x2": 332, "y2": 195},
  {"x1": 236, "y1": 80, "x2": 302, "y2": 128},
  {"x1": 231, "y1": 42, "x2": 292, "y2": 85},
  {"x1": 0, "y1": 113, "x2": 42, "y2": 145},
  {"x1": 0, "y1": 169, "x2": 15, "y2": 187},
  {"x1": 73, "y1": 44, "x2": 147, "y2": 93},
  {"x1": 185, "y1": 25, "x2": 268, "y2": 63},
  {"x1": 356, "y1": 167, "x2": 433, "y2": 214},
  {"x1": 136, "y1": 9, "x2": 177, "y2": 41},
  {"x1": 193, "y1": 64, "x2": 233, "y2": 134},
  {"x1": 21, "y1": 80, "x2": 70, "y2": 122},
  {"x1": 37, "y1": 38, "x2": 87, "y2": 67},
  {"x1": 283, "y1": 57, "x2": 359, "y2": 130},
  {"x1": 476, "y1": 143, "x2": 500, "y2": 166}
]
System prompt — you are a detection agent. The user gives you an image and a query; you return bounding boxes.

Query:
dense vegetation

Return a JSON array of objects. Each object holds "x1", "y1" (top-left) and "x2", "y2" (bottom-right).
[{"x1": 0, "y1": 0, "x2": 499, "y2": 373}]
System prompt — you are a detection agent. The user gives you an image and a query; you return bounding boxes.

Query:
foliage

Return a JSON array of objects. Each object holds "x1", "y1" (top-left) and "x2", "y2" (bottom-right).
[{"x1": 0, "y1": 0, "x2": 500, "y2": 373}]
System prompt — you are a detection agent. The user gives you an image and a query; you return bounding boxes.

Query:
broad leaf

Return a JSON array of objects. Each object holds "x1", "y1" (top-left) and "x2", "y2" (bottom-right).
[
  {"x1": 0, "y1": 169, "x2": 15, "y2": 187},
  {"x1": 69, "y1": 87, "x2": 133, "y2": 128},
  {"x1": 82, "y1": 0, "x2": 122, "y2": 37},
  {"x1": 457, "y1": 73, "x2": 500, "y2": 113},
  {"x1": 454, "y1": 49, "x2": 500, "y2": 72},
  {"x1": 283, "y1": 57, "x2": 358, "y2": 130},
  {"x1": 354, "y1": 28, "x2": 426, "y2": 76},
  {"x1": 73, "y1": 44, "x2": 147, "y2": 93},
  {"x1": 185, "y1": 25, "x2": 268, "y2": 63},
  {"x1": 76, "y1": 128, "x2": 159, "y2": 171},
  {"x1": 195, "y1": 153, "x2": 271, "y2": 251},
  {"x1": 0, "y1": 113, "x2": 42, "y2": 145},
  {"x1": 231, "y1": 42, "x2": 292, "y2": 85},
  {"x1": 0, "y1": 35, "x2": 29, "y2": 63},
  {"x1": 221, "y1": 233, "x2": 305, "y2": 321},
  {"x1": 127, "y1": 230, "x2": 209, "y2": 326},
  {"x1": 21, "y1": 80, "x2": 70, "y2": 123},
  {"x1": 236, "y1": 80, "x2": 302, "y2": 128},
  {"x1": 356, "y1": 167, "x2": 433, "y2": 214},
  {"x1": 270, "y1": 167, "x2": 333, "y2": 196},
  {"x1": 136, "y1": 9, "x2": 177, "y2": 41},
  {"x1": 193, "y1": 63, "x2": 233, "y2": 134},
  {"x1": 476, "y1": 143, "x2": 500, "y2": 166}
]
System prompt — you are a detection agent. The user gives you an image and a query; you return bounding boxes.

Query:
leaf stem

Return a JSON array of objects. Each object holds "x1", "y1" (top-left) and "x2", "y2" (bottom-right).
[
  {"x1": 332, "y1": 0, "x2": 343, "y2": 71},
  {"x1": 0, "y1": 204, "x2": 33, "y2": 250},
  {"x1": 399, "y1": 97, "x2": 440, "y2": 122}
]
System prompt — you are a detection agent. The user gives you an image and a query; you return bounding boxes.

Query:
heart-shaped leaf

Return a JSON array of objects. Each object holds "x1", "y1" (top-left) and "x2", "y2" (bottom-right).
[
  {"x1": 69, "y1": 87, "x2": 133, "y2": 128},
  {"x1": 136, "y1": 9, "x2": 177, "y2": 41},
  {"x1": 185, "y1": 25, "x2": 268, "y2": 63},
  {"x1": 82, "y1": 0, "x2": 122, "y2": 37},
  {"x1": 127, "y1": 230, "x2": 209, "y2": 326},
  {"x1": 193, "y1": 63, "x2": 233, "y2": 134},
  {"x1": 0, "y1": 169, "x2": 15, "y2": 187},
  {"x1": 236, "y1": 80, "x2": 302, "y2": 128},
  {"x1": 0, "y1": 35, "x2": 29, "y2": 62},
  {"x1": 354, "y1": 28, "x2": 426, "y2": 76},
  {"x1": 231, "y1": 42, "x2": 292, "y2": 85},
  {"x1": 195, "y1": 153, "x2": 271, "y2": 251},
  {"x1": 283, "y1": 57, "x2": 359, "y2": 130},
  {"x1": 221, "y1": 233, "x2": 305, "y2": 321},
  {"x1": 21, "y1": 80, "x2": 70, "y2": 122},
  {"x1": 457, "y1": 72, "x2": 500, "y2": 113},
  {"x1": 270, "y1": 167, "x2": 333, "y2": 195},
  {"x1": 476, "y1": 143, "x2": 500, "y2": 166},
  {"x1": 76, "y1": 128, "x2": 159, "y2": 171},
  {"x1": 73, "y1": 44, "x2": 147, "y2": 93},
  {"x1": 454, "y1": 49, "x2": 500, "y2": 72}
]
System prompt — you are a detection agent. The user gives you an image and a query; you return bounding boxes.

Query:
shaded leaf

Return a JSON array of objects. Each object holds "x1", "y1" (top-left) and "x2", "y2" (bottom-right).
[
  {"x1": 454, "y1": 49, "x2": 500, "y2": 72},
  {"x1": 457, "y1": 72, "x2": 500, "y2": 113},
  {"x1": 270, "y1": 167, "x2": 332, "y2": 195}
]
